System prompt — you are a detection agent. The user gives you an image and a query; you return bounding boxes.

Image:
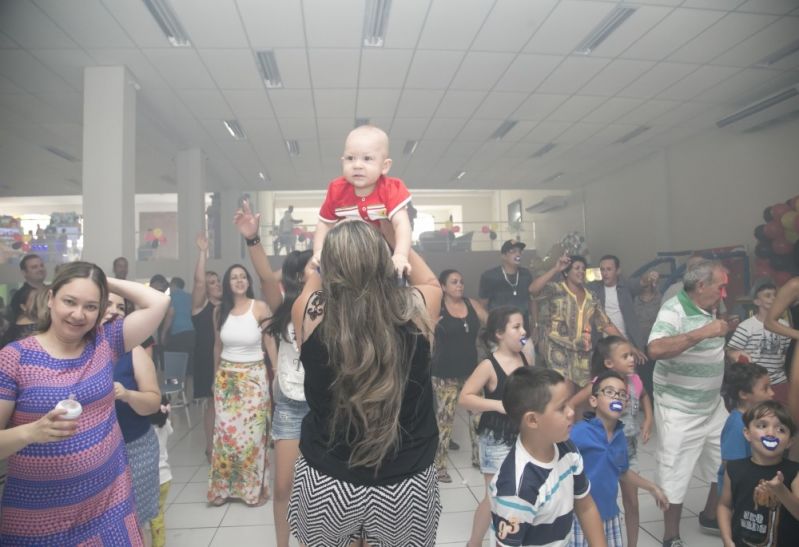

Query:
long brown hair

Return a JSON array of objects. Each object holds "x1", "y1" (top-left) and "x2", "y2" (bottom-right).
[
  {"x1": 38, "y1": 261, "x2": 109, "y2": 338},
  {"x1": 319, "y1": 221, "x2": 433, "y2": 470}
]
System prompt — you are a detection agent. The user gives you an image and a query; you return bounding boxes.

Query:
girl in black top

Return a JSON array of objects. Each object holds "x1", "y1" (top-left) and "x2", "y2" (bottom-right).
[
  {"x1": 459, "y1": 306, "x2": 534, "y2": 547},
  {"x1": 431, "y1": 269, "x2": 487, "y2": 483},
  {"x1": 289, "y1": 220, "x2": 443, "y2": 547}
]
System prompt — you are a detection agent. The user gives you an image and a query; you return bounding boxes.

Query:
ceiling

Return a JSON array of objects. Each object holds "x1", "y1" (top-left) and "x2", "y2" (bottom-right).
[{"x1": 0, "y1": 0, "x2": 798, "y2": 197}]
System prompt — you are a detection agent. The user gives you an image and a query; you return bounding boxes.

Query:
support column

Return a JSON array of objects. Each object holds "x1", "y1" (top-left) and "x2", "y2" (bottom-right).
[
  {"x1": 81, "y1": 66, "x2": 136, "y2": 276},
  {"x1": 176, "y1": 149, "x2": 206, "y2": 280}
]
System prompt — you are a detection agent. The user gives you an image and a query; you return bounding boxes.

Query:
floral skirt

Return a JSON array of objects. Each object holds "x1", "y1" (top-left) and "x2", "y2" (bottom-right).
[{"x1": 208, "y1": 359, "x2": 271, "y2": 504}]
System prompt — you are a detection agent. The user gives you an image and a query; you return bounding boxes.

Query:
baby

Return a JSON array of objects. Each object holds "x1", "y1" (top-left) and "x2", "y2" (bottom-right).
[{"x1": 314, "y1": 125, "x2": 412, "y2": 275}]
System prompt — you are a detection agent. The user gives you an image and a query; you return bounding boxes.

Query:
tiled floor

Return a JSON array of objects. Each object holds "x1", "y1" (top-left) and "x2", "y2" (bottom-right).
[{"x1": 163, "y1": 404, "x2": 720, "y2": 546}]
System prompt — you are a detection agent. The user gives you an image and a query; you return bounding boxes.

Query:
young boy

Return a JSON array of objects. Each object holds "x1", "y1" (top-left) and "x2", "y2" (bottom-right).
[
  {"x1": 491, "y1": 367, "x2": 607, "y2": 547},
  {"x1": 569, "y1": 370, "x2": 669, "y2": 547},
  {"x1": 718, "y1": 400, "x2": 799, "y2": 547},
  {"x1": 314, "y1": 125, "x2": 412, "y2": 276},
  {"x1": 727, "y1": 283, "x2": 791, "y2": 402}
]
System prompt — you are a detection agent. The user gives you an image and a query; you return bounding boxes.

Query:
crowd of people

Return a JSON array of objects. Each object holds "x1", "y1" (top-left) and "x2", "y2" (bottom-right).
[{"x1": 0, "y1": 124, "x2": 797, "y2": 547}]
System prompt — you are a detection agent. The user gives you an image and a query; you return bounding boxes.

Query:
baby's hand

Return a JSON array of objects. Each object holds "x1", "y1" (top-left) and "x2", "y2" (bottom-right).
[{"x1": 392, "y1": 253, "x2": 411, "y2": 277}]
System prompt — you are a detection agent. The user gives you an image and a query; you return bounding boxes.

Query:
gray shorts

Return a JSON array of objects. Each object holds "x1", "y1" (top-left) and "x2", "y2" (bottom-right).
[
  {"x1": 479, "y1": 432, "x2": 512, "y2": 475},
  {"x1": 271, "y1": 379, "x2": 309, "y2": 441}
]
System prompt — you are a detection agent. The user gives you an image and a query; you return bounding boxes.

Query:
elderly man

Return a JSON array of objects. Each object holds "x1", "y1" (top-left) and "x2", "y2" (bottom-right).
[
  {"x1": 648, "y1": 259, "x2": 732, "y2": 547},
  {"x1": 478, "y1": 239, "x2": 535, "y2": 328}
]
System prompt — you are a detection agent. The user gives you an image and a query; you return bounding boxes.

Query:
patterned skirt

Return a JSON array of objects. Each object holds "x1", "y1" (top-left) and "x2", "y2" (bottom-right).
[
  {"x1": 208, "y1": 359, "x2": 271, "y2": 504},
  {"x1": 126, "y1": 426, "x2": 160, "y2": 523}
]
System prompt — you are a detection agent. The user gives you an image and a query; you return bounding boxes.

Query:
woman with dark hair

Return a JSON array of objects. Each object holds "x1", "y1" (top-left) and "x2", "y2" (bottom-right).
[
  {"x1": 289, "y1": 220, "x2": 442, "y2": 546},
  {"x1": 765, "y1": 274, "x2": 799, "y2": 428},
  {"x1": 531, "y1": 253, "x2": 623, "y2": 397},
  {"x1": 235, "y1": 200, "x2": 312, "y2": 547},
  {"x1": 207, "y1": 263, "x2": 271, "y2": 507},
  {"x1": 431, "y1": 269, "x2": 487, "y2": 483},
  {"x1": 0, "y1": 261, "x2": 169, "y2": 546},
  {"x1": 0, "y1": 284, "x2": 40, "y2": 348},
  {"x1": 190, "y1": 234, "x2": 222, "y2": 461}
]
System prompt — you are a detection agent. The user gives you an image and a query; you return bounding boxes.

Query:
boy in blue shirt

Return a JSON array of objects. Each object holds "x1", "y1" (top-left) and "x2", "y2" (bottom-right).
[
  {"x1": 490, "y1": 367, "x2": 606, "y2": 547},
  {"x1": 570, "y1": 370, "x2": 669, "y2": 547}
]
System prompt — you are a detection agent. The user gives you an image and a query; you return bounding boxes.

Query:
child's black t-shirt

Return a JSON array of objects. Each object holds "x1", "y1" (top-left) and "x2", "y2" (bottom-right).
[{"x1": 727, "y1": 457, "x2": 799, "y2": 547}]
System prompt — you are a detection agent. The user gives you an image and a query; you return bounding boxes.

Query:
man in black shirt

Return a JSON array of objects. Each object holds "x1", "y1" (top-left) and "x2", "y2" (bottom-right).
[{"x1": 478, "y1": 240, "x2": 535, "y2": 330}]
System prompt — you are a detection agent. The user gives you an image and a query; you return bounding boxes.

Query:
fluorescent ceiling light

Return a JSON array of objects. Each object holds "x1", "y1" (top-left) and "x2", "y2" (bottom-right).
[
  {"x1": 258, "y1": 171, "x2": 271, "y2": 183},
  {"x1": 285, "y1": 140, "x2": 300, "y2": 156},
  {"x1": 530, "y1": 142, "x2": 557, "y2": 158},
  {"x1": 614, "y1": 125, "x2": 651, "y2": 144},
  {"x1": 743, "y1": 109, "x2": 799, "y2": 133},
  {"x1": 355, "y1": 117, "x2": 370, "y2": 127},
  {"x1": 755, "y1": 39, "x2": 799, "y2": 68},
  {"x1": 363, "y1": 0, "x2": 392, "y2": 47},
  {"x1": 490, "y1": 120, "x2": 518, "y2": 140},
  {"x1": 44, "y1": 146, "x2": 79, "y2": 162},
  {"x1": 455, "y1": 170, "x2": 467, "y2": 181},
  {"x1": 403, "y1": 140, "x2": 419, "y2": 155},
  {"x1": 716, "y1": 86, "x2": 799, "y2": 128},
  {"x1": 223, "y1": 120, "x2": 246, "y2": 140},
  {"x1": 255, "y1": 50, "x2": 283, "y2": 89},
  {"x1": 575, "y1": 5, "x2": 637, "y2": 55},
  {"x1": 541, "y1": 172, "x2": 564, "y2": 184},
  {"x1": 142, "y1": 0, "x2": 191, "y2": 47}
]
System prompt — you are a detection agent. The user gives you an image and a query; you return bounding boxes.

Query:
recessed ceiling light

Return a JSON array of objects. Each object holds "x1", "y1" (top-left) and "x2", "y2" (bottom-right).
[
  {"x1": 142, "y1": 0, "x2": 191, "y2": 47},
  {"x1": 255, "y1": 50, "x2": 283, "y2": 89},
  {"x1": 285, "y1": 140, "x2": 300, "y2": 156},
  {"x1": 455, "y1": 170, "x2": 467, "y2": 181},
  {"x1": 755, "y1": 38, "x2": 799, "y2": 68},
  {"x1": 44, "y1": 146, "x2": 79, "y2": 163},
  {"x1": 541, "y1": 172, "x2": 564, "y2": 184},
  {"x1": 403, "y1": 140, "x2": 419, "y2": 155},
  {"x1": 490, "y1": 120, "x2": 518, "y2": 140},
  {"x1": 258, "y1": 171, "x2": 270, "y2": 182},
  {"x1": 223, "y1": 120, "x2": 246, "y2": 140},
  {"x1": 355, "y1": 117, "x2": 370, "y2": 127},
  {"x1": 363, "y1": 0, "x2": 392, "y2": 47},
  {"x1": 614, "y1": 125, "x2": 651, "y2": 144},
  {"x1": 530, "y1": 142, "x2": 557, "y2": 159},
  {"x1": 574, "y1": 5, "x2": 637, "y2": 55}
]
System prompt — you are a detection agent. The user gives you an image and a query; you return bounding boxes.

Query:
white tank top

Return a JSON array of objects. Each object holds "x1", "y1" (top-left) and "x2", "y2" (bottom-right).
[
  {"x1": 219, "y1": 300, "x2": 264, "y2": 362},
  {"x1": 277, "y1": 323, "x2": 306, "y2": 401}
]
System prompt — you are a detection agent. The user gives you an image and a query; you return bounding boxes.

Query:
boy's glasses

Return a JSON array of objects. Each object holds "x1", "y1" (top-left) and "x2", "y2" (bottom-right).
[{"x1": 598, "y1": 387, "x2": 629, "y2": 401}]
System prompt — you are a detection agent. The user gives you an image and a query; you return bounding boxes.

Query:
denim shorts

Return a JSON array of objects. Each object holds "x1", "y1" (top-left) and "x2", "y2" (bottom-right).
[
  {"x1": 271, "y1": 378, "x2": 310, "y2": 441},
  {"x1": 478, "y1": 432, "x2": 512, "y2": 475}
]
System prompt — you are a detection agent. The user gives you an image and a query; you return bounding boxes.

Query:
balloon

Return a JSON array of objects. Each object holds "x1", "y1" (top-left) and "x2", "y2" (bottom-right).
[
  {"x1": 764, "y1": 221, "x2": 784, "y2": 240},
  {"x1": 771, "y1": 203, "x2": 791, "y2": 220},
  {"x1": 773, "y1": 238, "x2": 793, "y2": 255},
  {"x1": 439, "y1": 228, "x2": 448, "y2": 235},
  {"x1": 786, "y1": 230, "x2": 799, "y2": 244},
  {"x1": 774, "y1": 270, "x2": 793, "y2": 286},
  {"x1": 153, "y1": 228, "x2": 163, "y2": 238},
  {"x1": 763, "y1": 206, "x2": 774, "y2": 222},
  {"x1": 489, "y1": 230, "x2": 498, "y2": 241},
  {"x1": 754, "y1": 225, "x2": 768, "y2": 241},
  {"x1": 781, "y1": 211, "x2": 798, "y2": 231},
  {"x1": 293, "y1": 227, "x2": 302, "y2": 236},
  {"x1": 490, "y1": 224, "x2": 498, "y2": 231},
  {"x1": 452, "y1": 225, "x2": 461, "y2": 233},
  {"x1": 481, "y1": 225, "x2": 490, "y2": 234},
  {"x1": 755, "y1": 242, "x2": 773, "y2": 258}
]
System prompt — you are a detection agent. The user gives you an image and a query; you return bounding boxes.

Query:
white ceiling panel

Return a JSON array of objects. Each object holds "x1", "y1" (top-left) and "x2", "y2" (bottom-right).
[
  {"x1": 449, "y1": 52, "x2": 515, "y2": 91},
  {"x1": 314, "y1": 89, "x2": 356, "y2": 118},
  {"x1": 170, "y1": 0, "x2": 247, "y2": 48},
  {"x1": 316, "y1": 119, "x2": 353, "y2": 141},
  {"x1": 0, "y1": 31, "x2": 18, "y2": 49},
  {"x1": 278, "y1": 117, "x2": 317, "y2": 140},
  {"x1": 390, "y1": 118, "x2": 429, "y2": 141},
  {"x1": 381, "y1": 0, "x2": 430, "y2": 48},
  {"x1": 615, "y1": 99, "x2": 681, "y2": 125},
  {"x1": 356, "y1": 89, "x2": 401, "y2": 118},
  {"x1": 546, "y1": 95, "x2": 607, "y2": 122},
  {"x1": 621, "y1": 9, "x2": 725, "y2": 61},
  {"x1": 268, "y1": 89, "x2": 314, "y2": 117},
  {"x1": 579, "y1": 59, "x2": 656, "y2": 97},
  {"x1": 404, "y1": 50, "x2": 464, "y2": 89},
  {"x1": 0, "y1": 1, "x2": 76, "y2": 48},
  {"x1": 308, "y1": 49, "x2": 360, "y2": 88},
  {"x1": 691, "y1": 67, "x2": 783, "y2": 104},
  {"x1": 0, "y1": 75, "x2": 24, "y2": 94},
  {"x1": 100, "y1": 0, "x2": 170, "y2": 48},
  {"x1": 303, "y1": 0, "x2": 363, "y2": 48},
  {"x1": 669, "y1": 12, "x2": 777, "y2": 64},
  {"x1": 556, "y1": 122, "x2": 604, "y2": 144},
  {"x1": 30, "y1": 49, "x2": 95, "y2": 89},
  {"x1": 88, "y1": 48, "x2": 168, "y2": 90},
  {"x1": 455, "y1": 118, "x2": 501, "y2": 141},
  {"x1": 712, "y1": 16, "x2": 799, "y2": 67},
  {"x1": 683, "y1": 0, "x2": 746, "y2": 9},
  {"x1": 513, "y1": 94, "x2": 569, "y2": 120},
  {"x1": 536, "y1": 56, "x2": 610, "y2": 95},
  {"x1": 434, "y1": 90, "x2": 486, "y2": 118},
  {"x1": 423, "y1": 118, "x2": 467, "y2": 140},
  {"x1": 652, "y1": 101, "x2": 728, "y2": 127},
  {"x1": 223, "y1": 89, "x2": 274, "y2": 119},
  {"x1": 520, "y1": 120, "x2": 572, "y2": 143},
  {"x1": 472, "y1": 92, "x2": 528, "y2": 119},
  {"x1": 494, "y1": 54, "x2": 561, "y2": 92},
  {"x1": 248, "y1": 119, "x2": 290, "y2": 144},
  {"x1": 395, "y1": 89, "x2": 444, "y2": 119},
  {"x1": 525, "y1": 1, "x2": 616, "y2": 55},
  {"x1": 273, "y1": 49, "x2": 311, "y2": 89},
  {"x1": 237, "y1": 0, "x2": 305, "y2": 48},
  {"x1": 591, "y1": 5, "x2": 673, "y2": 58},
  {"x1": 737, "y1": 0, "x2": 799, "y2": 15},
  {"x1": 417, "y1": 0, "x2": 494, "y2": 50},
  {"x1": 471, "y1": 0, "x2": 556, "y2": 52},
  {"x1": 619, "y1": 62, "x2": 699, "y2": 98},
  {"x1": 199, "y1": 50, "x2": 262, "y2": 89},
  {"x1": 657, "y1": 65, "x2": 740, "y2": 101},
  {"x1": 359, "y1": 49, "x2": 414, "y2": 89},
  {"x1": 0, "y1": 49, "x2": 73, "y2": 94},
  {"x1": 37, "y1": 92, "x2": 85, "y2": 124},
  {"x1": 33, "y1": 0, "x2": 134, "y2": 48},
  {"x1": 143, "y1": 49, "x2": 217, "y2": 89},
  {"x1": 176, "y1": 89, "x2": 234, "y2": 119},
  {"x1": 444, "y1": 139, "x2": 485, "y2": 158},
  {"x1": 582, "y1": 97, "x2": 644, "y2": 124}
]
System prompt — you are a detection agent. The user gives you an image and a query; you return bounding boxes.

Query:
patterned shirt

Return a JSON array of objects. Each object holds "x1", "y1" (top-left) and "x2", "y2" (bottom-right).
[
  {"x1": 648, "y1": 290, "x2": 725, "y2": 415},
  {"x1": 727, "y1": 316, "x2": 790, "y2": 385},
  {"x1": 541, "y1": 282, "x2": 611, "y2": 353}
]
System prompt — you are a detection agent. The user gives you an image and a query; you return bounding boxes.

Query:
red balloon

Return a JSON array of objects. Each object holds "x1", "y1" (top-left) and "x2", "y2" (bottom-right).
[
  {"x1": 481, "y1": 225, "x2": 490, "y2": 234},
  {"x1": 774, "y1": 270, "x2": 793, "y2": 286},
  {"x1": 439, "y1": 228, "x2": 448, "y2": 235},
  {"x1": 772, "y1": 238, "x2": 793, "y2": 255},
  {"x1": 764, "y1": 220, "x2": 784, "y2": 240},
  {"x1": 452, "y1": 225, "x2": 461, "y2": 233},
  {"x1": 771, "y1": 203, "x2": 791, "y2": 220},
  {"x1": 292, "y1": 227, "x2": 302, "y2": 236}
]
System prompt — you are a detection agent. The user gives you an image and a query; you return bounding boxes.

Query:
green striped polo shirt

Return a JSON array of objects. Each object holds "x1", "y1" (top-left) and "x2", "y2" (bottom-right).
[{"x1": 648, "y1": 290, "x2": 725, "y2": 415}]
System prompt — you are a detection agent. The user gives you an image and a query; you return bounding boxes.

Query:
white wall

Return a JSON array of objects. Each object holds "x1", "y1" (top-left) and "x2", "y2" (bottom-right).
[{"x1": 584, "y1": 119, "x2": 799, "y2": 271}]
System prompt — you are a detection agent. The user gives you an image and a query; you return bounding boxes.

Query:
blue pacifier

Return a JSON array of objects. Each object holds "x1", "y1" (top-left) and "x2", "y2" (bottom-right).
[
  {"x1": 761, "y1": 436, "x2": 780, "y2": 451},
  {"x1": 609, "y1": 400, "x2": 624, "y2": 413},
  {"x1": 520, "y1": 337, "x2": 528, "y2": 346}
]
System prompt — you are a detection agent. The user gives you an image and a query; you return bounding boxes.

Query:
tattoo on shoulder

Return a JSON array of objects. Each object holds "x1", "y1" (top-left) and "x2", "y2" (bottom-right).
[{"x1": 307, "y1": 291, "x2": 325, "y2": 320}]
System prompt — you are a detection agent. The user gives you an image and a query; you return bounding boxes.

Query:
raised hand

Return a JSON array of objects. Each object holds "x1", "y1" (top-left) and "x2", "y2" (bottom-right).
[
  {"x1": 233, "y1": 199, "x2": 260, "y2": 239},
  {"x1": 555, "y1": 253, "x2": 571, "y2": 272},
  {"x1": 196, "y1": 233, "x2": 209, "y2": 252}
]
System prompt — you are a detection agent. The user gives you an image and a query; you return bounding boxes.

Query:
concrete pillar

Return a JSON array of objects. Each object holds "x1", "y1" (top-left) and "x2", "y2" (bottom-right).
[{"x1": 176, "y1": 148, "x2": 206, "y2": 280}]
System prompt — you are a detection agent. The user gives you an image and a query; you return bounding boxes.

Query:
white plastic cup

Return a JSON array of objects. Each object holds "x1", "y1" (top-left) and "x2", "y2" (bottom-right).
[{"x1": 55, "y1": 399, "x2": 82, "y2": 420}]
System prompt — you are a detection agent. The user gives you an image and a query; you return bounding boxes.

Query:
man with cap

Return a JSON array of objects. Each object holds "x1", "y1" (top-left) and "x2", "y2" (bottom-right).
[{"x1": 478, "y1": 239, "x2": 535, "y2": 329}]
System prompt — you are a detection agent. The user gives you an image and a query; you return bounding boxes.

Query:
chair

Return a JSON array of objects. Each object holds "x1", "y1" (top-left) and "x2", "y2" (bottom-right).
[{"x1": 161, "y1": 351, "x2": 191, "y2": 427}]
